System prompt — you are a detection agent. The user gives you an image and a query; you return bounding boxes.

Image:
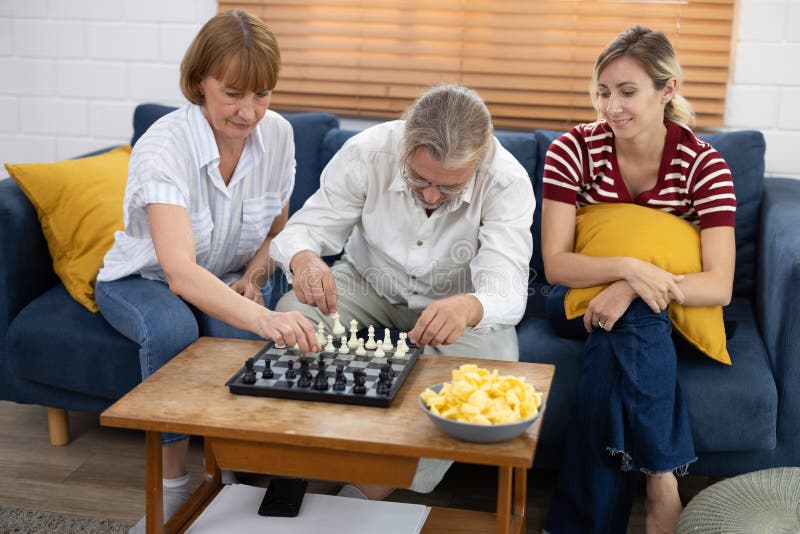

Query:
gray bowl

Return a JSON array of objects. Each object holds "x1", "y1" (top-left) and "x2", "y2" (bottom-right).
[{"x1": 418, "y1": 383, "x2": 544, "y2": 443}]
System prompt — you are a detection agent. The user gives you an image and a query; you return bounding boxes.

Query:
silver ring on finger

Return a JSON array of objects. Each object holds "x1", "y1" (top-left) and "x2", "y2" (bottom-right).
[{"x1": 598, "y1": 320, "x2": 606, "y2": 329}]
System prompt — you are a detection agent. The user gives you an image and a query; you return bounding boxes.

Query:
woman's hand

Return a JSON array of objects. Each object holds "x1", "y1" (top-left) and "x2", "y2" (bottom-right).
[
  {"x1": 623, "y1": 257, "x2": 685, "y2": 313},
  {"x1": 583, "y1": 280, "x2": 637, "y2": 333},
  {"x1": 231, "y1": 273, "x2": 264, "y2": 305},
  {"x1": 256, "y1": 310, "x2": 320, "y2": 354}
]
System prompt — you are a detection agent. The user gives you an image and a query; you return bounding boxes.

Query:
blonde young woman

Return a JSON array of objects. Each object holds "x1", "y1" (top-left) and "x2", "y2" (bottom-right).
[{"x1": 541, "y1": 27, "x2": 736, "y2": 533}]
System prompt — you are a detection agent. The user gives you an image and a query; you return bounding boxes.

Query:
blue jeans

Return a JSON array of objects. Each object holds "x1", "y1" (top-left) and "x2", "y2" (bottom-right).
[
  {"x1": 545, "y1": 287, "x2": 696, "y2": 534},
  {"x1": 95, "y1": 275, "x2": 267, "y2": 445}
]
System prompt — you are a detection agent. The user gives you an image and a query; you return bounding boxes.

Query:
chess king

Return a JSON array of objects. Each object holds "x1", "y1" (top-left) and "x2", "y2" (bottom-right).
[{"x1": 270, "y1": 84, "x2": 535, "y2": 498}]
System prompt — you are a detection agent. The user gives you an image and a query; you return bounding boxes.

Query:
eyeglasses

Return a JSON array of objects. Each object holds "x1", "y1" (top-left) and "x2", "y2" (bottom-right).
[{"x1": 401, "y1": 166, "x2": 467, "y2": 197}]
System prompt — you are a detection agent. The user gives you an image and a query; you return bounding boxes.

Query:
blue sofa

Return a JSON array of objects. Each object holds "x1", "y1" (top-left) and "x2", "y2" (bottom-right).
[{"x1": 1, "y1": 104, "x2": 798, "y2": 478}]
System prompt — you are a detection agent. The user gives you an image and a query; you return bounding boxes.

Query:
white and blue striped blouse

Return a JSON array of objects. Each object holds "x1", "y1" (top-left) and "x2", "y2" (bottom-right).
[{"x1": 97, "y1": 103, "x2": 295, "y2": 285}]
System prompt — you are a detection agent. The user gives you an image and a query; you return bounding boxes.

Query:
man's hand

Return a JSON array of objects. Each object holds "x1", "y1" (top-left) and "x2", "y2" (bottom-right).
[
  {"x1": 290, "y1": 250, "x2": 338, "y2": 315},
  {"x1": 583, "y1": 280, "x2": 637, "y2": 333},
  {"x1": 409, "y1": 295, "x2": 483, "y2": 348}
]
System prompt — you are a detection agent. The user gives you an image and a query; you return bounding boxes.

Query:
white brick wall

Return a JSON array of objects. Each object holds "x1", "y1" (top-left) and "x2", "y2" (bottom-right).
[
  {"x1": 726, "y1": 0, "x2": 800, "y2": 178},
  {"x1": 0, "y1": 0, "x2": 798, "y2": 179},
  {"x1": 0, "y1": 0, "x2": 217, "y2": 177}
]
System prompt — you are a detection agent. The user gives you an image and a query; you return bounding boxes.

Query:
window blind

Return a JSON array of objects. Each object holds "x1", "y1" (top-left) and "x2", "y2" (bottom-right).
[{"x1": 218, "y1": 0, "x2": 736, "y2": 130}]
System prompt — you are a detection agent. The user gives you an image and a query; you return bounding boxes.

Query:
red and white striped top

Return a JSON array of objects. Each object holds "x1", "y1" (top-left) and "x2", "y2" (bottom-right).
[{"x1": 542, "y1": 120, "x2": 736, "y2": 229}]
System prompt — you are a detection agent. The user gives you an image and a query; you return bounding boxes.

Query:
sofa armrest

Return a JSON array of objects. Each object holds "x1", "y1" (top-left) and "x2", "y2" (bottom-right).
[
  {"x1": 757, "y1": 177, "x2": 800, "y2": 464},
  {"x1": 0, "y1": 179, "x2": 59, "y2": 340}
]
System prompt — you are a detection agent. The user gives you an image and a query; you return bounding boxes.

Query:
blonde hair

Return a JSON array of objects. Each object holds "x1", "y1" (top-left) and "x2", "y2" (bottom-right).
[
  {"x1": 180, "y1": 10, "x2": 280, "y2": 105},
  {"x1": 402, "y1": 84, "x2": 494, "y2": 169},
  {"x1": 590, "y1": 25, "x2": 695, "y2": 128}
]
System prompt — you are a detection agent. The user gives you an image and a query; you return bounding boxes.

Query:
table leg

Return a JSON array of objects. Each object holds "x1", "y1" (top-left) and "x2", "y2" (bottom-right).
[
  {"x1": 145, "y1": 431, "x2": 164, "y2": 534},
  {"x1": 165, "y1": 438, "x2": 223, "y2": 533},
  {"x1": 496, "y1": 466, "x2": 526, "y2": 534}
]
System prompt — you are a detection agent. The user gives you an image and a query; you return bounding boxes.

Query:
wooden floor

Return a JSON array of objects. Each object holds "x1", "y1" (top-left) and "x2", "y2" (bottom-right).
[{"x1": 0, "y1": 400, "x2": 710, "y2": 532}]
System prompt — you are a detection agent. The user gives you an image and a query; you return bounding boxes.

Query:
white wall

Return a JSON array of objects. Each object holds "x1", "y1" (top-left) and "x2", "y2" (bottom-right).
[
  {"x1": 725, "y1": 0, "x2": 800, "y2": 178},
  {"x1": 0, "y1": 0, "x2": 798, "y2": 178},
  {"x1": 0, "y1": 0, "x2": 217, "y2": 177}
]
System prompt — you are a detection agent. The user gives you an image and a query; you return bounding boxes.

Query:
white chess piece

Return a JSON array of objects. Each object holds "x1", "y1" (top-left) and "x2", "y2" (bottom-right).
[
  {"x1": 348, "y1": 319, "x2": 359, "y2": 348},
  {"x1": 382, "y1": 328, "x2": 394, "y2": 351},
  {"x1": 365, "y1": 325, "x2": 378, "y2": 349},
  {"x1": 374, "y1": 340, "x2": 385, "y2": 358},
  {"x1": 292, "y1": 342, "x2": 300, "y2": 350},
  {"x1": 397, "y1": 332, "x2": 409, "y2": 352},
  {"x1": 331, "y1": 312, "x2": 345, "y2": 335},
  {"x1": 274, "y1": 339, "x2": 286, "y2": 349},
  {"x1": 355, "y1": 338, "x2": 366, "y2": 356},
  {"x1": 339, "y1": 336, "x2": 350, "y2": 354},
  {"x1": 324, "y1": 334, "x2": 336, "y2": 353},
  {"x1": 317, "y1": 321, "x2": 327, "y2": 348}
]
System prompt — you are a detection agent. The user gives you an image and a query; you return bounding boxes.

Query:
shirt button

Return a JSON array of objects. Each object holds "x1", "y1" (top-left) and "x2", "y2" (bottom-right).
[
  {"x1": 410, "y1": 275, "x2": 417, "y2": 280},
  {"x1": 416, "y1": 241, "x2": 423, "y2": 246}
]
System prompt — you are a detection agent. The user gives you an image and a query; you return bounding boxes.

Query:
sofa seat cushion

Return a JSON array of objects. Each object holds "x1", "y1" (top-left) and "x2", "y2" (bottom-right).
[
  {"x1": 517, "y1": 297, "x2": 776, "y2": 454},
  {"x1": 679, "y1": 297, "x2": 776, "y2": 452},
  {"x1": 7, "y1": 284, "x2": 140, "y2": 400},
  {"x1": 516, "y1": 316, "x2": 585, "y2": 449}
]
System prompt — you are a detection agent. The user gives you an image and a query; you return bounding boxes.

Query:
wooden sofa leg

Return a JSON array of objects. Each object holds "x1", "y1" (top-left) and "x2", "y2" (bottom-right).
[{"x1": 47, "y1": 408, "x2": 70, "y2": 446}]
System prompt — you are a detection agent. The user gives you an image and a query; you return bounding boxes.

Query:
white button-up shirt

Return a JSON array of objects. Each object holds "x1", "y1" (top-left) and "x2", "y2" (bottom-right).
[
  {"x1": 97, "y1": 103, "x2": 294, "y2": 284},
  {"x1": 270, "y1": 120, "x2": 535, "y2": 332}
]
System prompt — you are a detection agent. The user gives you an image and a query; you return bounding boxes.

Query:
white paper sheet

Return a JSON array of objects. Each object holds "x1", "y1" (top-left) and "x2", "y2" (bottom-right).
[{"x1": 186, "y1": 484, "x2": 430, "y2": 534}]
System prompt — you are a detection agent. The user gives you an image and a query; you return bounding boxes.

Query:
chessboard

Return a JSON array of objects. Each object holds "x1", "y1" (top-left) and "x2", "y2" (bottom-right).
[{"x1": 226, "y1": 338, "x2": 421, "y2": 408}]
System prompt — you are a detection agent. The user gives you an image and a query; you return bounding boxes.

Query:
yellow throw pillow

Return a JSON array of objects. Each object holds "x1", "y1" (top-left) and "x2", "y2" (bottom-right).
[
  {"x1": 563, "y1": 203, "x2": 731, "y2": 365},
  {"x1": 5, "y1": 146, "x2": 131, "y2": 312}
]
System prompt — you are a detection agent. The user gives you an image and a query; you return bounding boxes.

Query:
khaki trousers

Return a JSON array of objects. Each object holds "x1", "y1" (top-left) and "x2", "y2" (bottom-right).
[{"x1": 276, "y1": 260, "x2": 519, "y2": 492}]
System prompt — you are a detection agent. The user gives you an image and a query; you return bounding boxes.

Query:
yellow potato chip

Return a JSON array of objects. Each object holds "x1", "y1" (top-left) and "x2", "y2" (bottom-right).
[{"x1": 420, "y1": 364, "x2": 543, "y2": 425}]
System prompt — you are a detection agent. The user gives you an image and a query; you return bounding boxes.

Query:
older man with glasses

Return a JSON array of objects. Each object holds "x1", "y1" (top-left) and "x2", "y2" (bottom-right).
[{"x1": 269, "y1": 83, "x2": 535, "y2": 498}]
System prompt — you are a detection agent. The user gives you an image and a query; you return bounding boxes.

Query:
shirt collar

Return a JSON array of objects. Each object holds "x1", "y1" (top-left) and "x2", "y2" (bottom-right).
[{"x1": 187, "y1": 104, "x2": 265, "y2": 168}]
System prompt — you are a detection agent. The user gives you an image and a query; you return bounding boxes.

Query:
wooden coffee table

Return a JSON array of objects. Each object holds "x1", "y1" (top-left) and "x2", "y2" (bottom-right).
[{"x1": 101, "y1": 337, "x2": 554, "y2": 534}]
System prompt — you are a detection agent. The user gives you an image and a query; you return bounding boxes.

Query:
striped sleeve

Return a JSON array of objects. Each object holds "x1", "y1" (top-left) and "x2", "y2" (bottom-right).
[
  {"x1": 130, "y1": 133, "x2": 190, "y2": 210},
  {"x1": 542, "y1": 127, "x2": 585, "y2": 205},
  {"x1": 688, "y1": 146, "x2": 736, "y2": 229}
]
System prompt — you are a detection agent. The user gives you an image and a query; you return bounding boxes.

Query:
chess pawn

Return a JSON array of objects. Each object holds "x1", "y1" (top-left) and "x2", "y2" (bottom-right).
[
  {"x1": 347, "y1": 319, "x2": 359, "y2": 348},
  {"x1": 374, "y1": 340, "x2": 385, "y2": 358},
  {"x1": 339, "y1": 336, "x2": 350, "y2": 354},
  {"x1": 317, "y1": 321, "x2": 327, "y2": 348},
  {"x1": 274, "y1": 339, "x2": 286, "y2": 349},
  {"x1": 382, "y1": 328, "x2": 394, "y2": 351},
  {"x1": 331, "y1": 312, "x2": 345, "y2": 335},
  {"x1": 394, "y1": 343, "x2": 407, "y2": 358},
  {"x1": 365, "y1": 325, "x2": 378, "y2": 349},
  {"x1": 355, "y1": 338, "x2": 367, "y2": 356},
  {"x1": 324, "y1": 334, "x2": 336, "y2": 353}
]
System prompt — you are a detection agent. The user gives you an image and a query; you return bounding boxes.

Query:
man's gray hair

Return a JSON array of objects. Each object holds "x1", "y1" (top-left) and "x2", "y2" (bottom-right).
[{"x1": 402, "y1": 84, "x2": 494, "y2": 169}]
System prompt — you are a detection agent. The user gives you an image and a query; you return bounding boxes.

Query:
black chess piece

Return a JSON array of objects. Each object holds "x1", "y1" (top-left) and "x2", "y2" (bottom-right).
[
  {"x1": 285, "y1": 360, "x2": 296, "y2": 379},
  {"x1": 333, "y1": 365, "x2": 346, "y2": 391},
  {"x1": 317, "y1": 353, "x2": 326, "y2": 369},
  {"x1": 375, "y1": 376, "x2": 390, "y2": 396},
  {"x1": 313, "y1": 368, "x2": 329, "y2": 391},
  {"x1": 242, "y1": 357, "x2": 257, "y2": 384},
  {"x1": 262, "y1": 358, "x2": 274, "y2": 379},
  {"x1": 352, "y1": 369, "x2": 367, "y2": 394},
  {"x1": 297, "y1": 367, "x2": 311, "y2": 388}
]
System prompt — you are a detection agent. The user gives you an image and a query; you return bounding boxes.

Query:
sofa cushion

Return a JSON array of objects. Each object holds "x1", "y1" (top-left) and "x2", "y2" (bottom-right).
[
  {"x1": 517, "y1": 316, "x2": 586, "y2": 449},
  {"x1": 700, "y1": 130, "x2": 765, "y2": 298},
  {"x1": 535, "y1": 129, "x2": 765, "y2": 299},
  {"x1": 517, "y1": 297, "x2": 776, "y2": 454},
  {"x1": 5, "y1": 146, "x2": 132, "y2": 312},
  {"x1": 7, "y1": 284, "x2": 141, "y2": 400},
  {"x1": 283, "y1": 112, "x2": 341, "y2": 216}
]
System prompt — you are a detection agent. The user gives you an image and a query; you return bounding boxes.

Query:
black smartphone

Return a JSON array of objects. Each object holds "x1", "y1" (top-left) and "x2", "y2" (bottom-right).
[{"x1": 257, "y1": 477, "x2": 308, "y2": 517}]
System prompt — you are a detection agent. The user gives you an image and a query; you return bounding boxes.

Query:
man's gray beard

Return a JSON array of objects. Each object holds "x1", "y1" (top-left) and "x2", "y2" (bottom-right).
[{"x1": 412, "y1": 191, "x2": 458, "y2": 212}]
